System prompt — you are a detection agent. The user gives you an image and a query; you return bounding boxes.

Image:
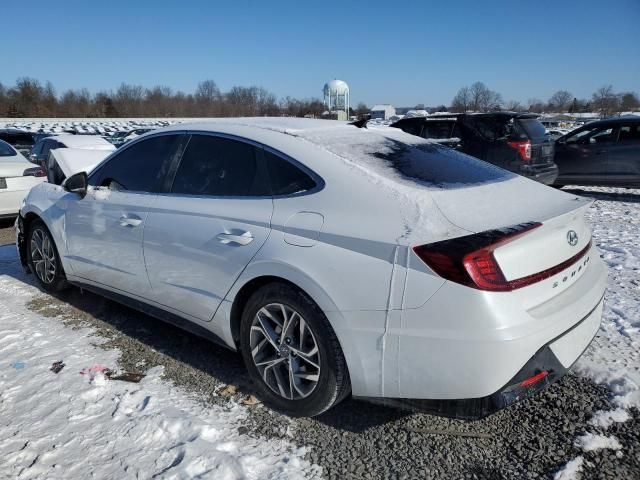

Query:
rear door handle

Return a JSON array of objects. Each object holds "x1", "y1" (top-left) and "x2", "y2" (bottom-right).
[
  {"x1": 119, "y1": 216, "x2": 143, "y2": 227},
  {"x1": 217, "y1": 231, "x2": 254, "y2": 246}
]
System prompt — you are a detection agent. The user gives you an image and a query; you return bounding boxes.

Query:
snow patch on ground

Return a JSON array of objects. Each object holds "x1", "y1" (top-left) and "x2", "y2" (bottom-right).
[
  {"x1": 0, "y1": 246, "x2": 319, "y2": 479},
  {"x1": 588, "y1": 408, "x2": 630, "y2": 429},
  {"x1": 574, "y1": 187, "x2": 640, "y2": 415},
  {"x1": 553, "y1": 456, "x2": 584, "y2": 480},
  {"x1": 574, "y1": 433, "x2": 622, "y2": 452}
]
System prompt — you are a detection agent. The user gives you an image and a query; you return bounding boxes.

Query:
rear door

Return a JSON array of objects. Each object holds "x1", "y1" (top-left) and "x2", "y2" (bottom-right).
[
  {"x1": 64, "y1": 133, "x2": 184, "y2": 297},
  {"x1": 606, "y1": 123, "x2": 640, "y2": 185},
  {"x1": 143, "y1": 133, "x2": 273, "y2": 322}
]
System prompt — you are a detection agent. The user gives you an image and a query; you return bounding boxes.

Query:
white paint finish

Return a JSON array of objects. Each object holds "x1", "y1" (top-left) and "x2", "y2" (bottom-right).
[
  {"x1": 64, "y1": 188, "x2": 155, "y2": 296},
  {"x1": 283, "y1": 212, "x2": 324, "y2": 247},
  {"x1": 550, "y1": 301, "x2": 603, "y2": 368},
  {"x1": 19, "y1": 118, "x2": 608, "y2": 403},
  {"x1": 143, "y1": 194, "x2": 273, "y2": 322}
]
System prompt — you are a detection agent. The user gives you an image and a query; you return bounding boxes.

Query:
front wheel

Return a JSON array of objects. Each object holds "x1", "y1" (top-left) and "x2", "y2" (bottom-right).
[
  {"x1": 27, "y1": 219, "x2": 69, "y2": 292},
  {"x1": 239, "y1": 283, "x2": 350, "y2": 417}
]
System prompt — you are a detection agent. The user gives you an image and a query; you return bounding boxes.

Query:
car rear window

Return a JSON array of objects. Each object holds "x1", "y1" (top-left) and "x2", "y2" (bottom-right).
[
  {"x1": 0, "y1": 140, "x2": 16, "y2": 157},
  {"x1": 517, "y1": 119, "x2": 547, "y2": 140}
]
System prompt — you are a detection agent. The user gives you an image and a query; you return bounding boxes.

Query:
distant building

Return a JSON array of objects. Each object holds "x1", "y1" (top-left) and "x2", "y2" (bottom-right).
[{"x1": 370, "y1": 104, "x2": 396, "y2": 120}]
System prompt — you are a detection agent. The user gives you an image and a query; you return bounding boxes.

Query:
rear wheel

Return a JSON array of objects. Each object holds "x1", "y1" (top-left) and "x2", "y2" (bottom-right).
[
  {"x1": 239, "y1": 283, "x2": 350, "y2": 417},
  {"x1": 27, "y1": 219, "x2": 68, "y2": 292}
]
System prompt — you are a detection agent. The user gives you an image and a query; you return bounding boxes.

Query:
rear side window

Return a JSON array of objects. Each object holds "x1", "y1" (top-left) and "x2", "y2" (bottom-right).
[
  {"x1": 618, "y1": 124, "x2": 640, "y2": 143},
  {"x1": 0, "y1": 140, "x2": 16, "y2": 157},
  {"x1": 172, "y1": 135, "x2": 269, "y2": 197},
  {"x1": 30, "y1": 141, "x2": 44, "y2": 156},
  {"x1": 264, "y1": 150, "x2": 317, "y2": 195},
  {"x1": 422, "y1": 121, "x2": 456, "y2": 139},
  {"x1": 517, "y1": 119, "x2": 547, "y2": 140},
  {"x1": 91, "y1": 134, "x2": 181, "y2": 192}
]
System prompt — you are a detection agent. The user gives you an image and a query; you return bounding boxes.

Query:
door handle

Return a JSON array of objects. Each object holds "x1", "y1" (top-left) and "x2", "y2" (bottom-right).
[
  {"x1": 217, "y1": 231, "x2": 254, "y2": 246},
  {"x1": 119, "y1": 216, "x2": 143, "y2": 227},
  {"x1": 595, "y1": 150, "x2": 606, "y2": 155}
]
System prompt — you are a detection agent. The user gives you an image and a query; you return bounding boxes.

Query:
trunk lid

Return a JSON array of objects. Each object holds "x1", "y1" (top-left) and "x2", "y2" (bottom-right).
[
  {"x1": 0, "y1": 159, "x2": 31, "y2": 178},
  {"x1": 429, "y1": 175, "x2": 593, "y2": 280}
]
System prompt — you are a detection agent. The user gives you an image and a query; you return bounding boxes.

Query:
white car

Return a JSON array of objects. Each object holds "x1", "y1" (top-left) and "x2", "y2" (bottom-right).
[
  {"x1": 29, "y1": 134, "x2": 115, "y2": 166},
  {"x1": 0, "y1": 140, "x2": 46, "y2": 218},
  {"x1": 16, "y1": 119, "x2": 607, "y2": 417}
]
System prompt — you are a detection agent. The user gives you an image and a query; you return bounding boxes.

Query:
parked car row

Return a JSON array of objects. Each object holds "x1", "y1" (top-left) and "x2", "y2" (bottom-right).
[
  {"x1": 390, "y1": 114, "x2": 640, "y2": 188},
  {"x1": 0, "y1": 140, "x2": 46, "y2": 219},
  {"x1": 16, "y1": 118, "x2": 607, "y2": 418}
]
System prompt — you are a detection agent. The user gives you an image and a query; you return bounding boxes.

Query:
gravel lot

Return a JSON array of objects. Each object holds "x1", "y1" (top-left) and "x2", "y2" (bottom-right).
[
  {"x1": 0, "y1": 218, "x2": 15, "y2": 246},
  {"x1": 1, "y1": 189, "x2": 639, "y2": 479}
]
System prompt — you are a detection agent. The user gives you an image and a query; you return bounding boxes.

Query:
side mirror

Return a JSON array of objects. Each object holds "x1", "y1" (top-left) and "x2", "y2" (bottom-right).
[{"x1": 63, "y1": 172, "x2": 88, "y2": 198}]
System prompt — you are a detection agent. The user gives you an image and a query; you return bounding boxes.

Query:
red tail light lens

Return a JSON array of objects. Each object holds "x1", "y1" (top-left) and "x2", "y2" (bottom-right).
[
  {"x1": 520, "y1": 370, "x2": 549, "y2": 388},
  {"x1": 23, "y1": 167, "x2": 47, "y2": 177},
  {"x1": 414, "y1": 223, "x2": 593, "y2": 292},
  {"x1": 508, "y1": 140, "x2": 532, "y2": 161}
]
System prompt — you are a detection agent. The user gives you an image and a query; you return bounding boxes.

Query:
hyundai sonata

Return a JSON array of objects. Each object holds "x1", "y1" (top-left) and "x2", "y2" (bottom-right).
[{"x1": 16, "y1": 118, "x2": 607, "y2": 418}]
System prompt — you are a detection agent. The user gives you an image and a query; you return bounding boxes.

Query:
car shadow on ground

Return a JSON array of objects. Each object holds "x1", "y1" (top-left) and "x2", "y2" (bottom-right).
[
  {"x1": 563, "y1": 188, "x2": 640, "y2": 203},
  {"x1": 4, "y1": 258, "x2": 409, "y2": 432}
]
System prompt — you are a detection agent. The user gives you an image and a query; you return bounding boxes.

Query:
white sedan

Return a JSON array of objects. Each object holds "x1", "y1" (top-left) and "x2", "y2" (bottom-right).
[
  {"x1": 16, "y1": 118, "x2": 607, "y2": 418},
  {"x1": 0, "y1": 140, "x2": 46, "y2": 219}
]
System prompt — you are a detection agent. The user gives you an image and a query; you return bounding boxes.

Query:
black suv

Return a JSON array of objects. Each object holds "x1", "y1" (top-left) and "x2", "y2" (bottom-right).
[
  {"x1": 553, "y1": 116, "x2": 640, "y2": 188},
  {"x1": 390, "y1": 113, "x2": 558, "y2": 185}
]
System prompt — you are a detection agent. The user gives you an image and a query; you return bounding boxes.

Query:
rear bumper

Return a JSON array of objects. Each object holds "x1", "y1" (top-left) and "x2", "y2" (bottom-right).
[
  {"x1": 520, "y1": 163, "x2": 559, "y2": 185},
  {"x1": 362, "y1": 296, "x2": 603, "y2": 419}
]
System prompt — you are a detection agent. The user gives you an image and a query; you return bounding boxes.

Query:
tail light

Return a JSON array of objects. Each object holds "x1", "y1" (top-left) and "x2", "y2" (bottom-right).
[
  {"x1": 508, "y1": 140, "x2": 532, "y2": 161},
  {"x1": 23, "y1": 167, "x2": 47, "y2": 177},
  {"x1": 414, "y1": 223, "x2": 592, "y2": 292}
]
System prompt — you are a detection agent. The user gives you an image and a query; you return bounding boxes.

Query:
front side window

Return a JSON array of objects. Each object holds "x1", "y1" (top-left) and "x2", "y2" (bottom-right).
[
  {"x1": 171, "y1": 135, "x2": 268, "y2": 197},
  {"x1": 264, "y1": 150, "x2": 317, "y2": 195},
  {"x1": 90, "y1": 134, "x2": 181, "y2": 192},
  {"x1": 566, "y1": 126, "x2": 613, "y2": 144}
]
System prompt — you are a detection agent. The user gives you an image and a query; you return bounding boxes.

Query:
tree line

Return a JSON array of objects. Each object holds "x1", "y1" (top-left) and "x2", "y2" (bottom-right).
[
  {"x1": 451, "y1": 81, "x2": 640, "y2": 116},
  {"x1": 0, "y1": 78, "x2": 329, "y2": 118}
]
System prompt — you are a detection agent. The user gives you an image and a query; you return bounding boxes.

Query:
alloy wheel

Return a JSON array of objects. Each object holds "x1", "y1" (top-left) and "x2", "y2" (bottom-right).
[
  {"x1": 30, "y1": 228, "x2": 57, "y2": 284},
  {"x1": 249, "y1": 303, "x2": 321, "y2": 400}
]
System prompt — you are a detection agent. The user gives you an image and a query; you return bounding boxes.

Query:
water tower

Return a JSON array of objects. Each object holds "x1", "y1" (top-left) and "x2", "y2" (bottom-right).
[{"x1": 323, "y1": 79, "x2": 350, "y2": 120}]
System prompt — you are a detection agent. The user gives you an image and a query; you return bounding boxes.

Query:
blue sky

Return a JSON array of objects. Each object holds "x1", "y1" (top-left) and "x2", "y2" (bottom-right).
[{"x1": 3, "y1": 0, "x2": 639, "y2": 107}]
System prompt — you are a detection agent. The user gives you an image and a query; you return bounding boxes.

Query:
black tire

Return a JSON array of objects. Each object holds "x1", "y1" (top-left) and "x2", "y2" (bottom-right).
[
  {"x1": 26, "y1": 219, "x2": 69, "y2": 292},
  {"x1": 239, "y1": 282, "x2": 351, "y2": 417}
]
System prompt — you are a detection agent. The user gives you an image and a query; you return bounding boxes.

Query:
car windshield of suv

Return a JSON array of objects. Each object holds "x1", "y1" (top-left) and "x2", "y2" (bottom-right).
[{"x1": 0, "y1": 140, "x2": 17, "y2": 157}]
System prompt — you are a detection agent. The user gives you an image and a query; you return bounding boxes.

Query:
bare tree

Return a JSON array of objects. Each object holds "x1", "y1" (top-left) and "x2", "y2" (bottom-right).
[
  {"x1": 504, "y1": 99, "x2": 524, "y2": 111},
  {"x1": 527, "y1": 98, "x2": 545, "y2": 113},
  {"x1": 548, "y1": 90, "x2": 573, "y2": 111},
  {"x1": 619, "y1": 92, "x2": 640, "y2": 112},
  {"x1": 469, "y1": 82, "x2": 502, "y2": 112},
  {"x1": 592, "y1": 85, "x2": 618, "y2": 116},
  {"x1": 451, "y1": 86, "x2": 471, "y2": 112}
]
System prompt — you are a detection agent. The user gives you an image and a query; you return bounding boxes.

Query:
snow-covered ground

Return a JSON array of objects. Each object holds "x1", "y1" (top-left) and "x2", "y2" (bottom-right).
[
  {"x1": 0, "y1": 248, "x2": 320, "y2": 479},
  {"x1": 557, "y1": 186, "x2": 640, "y2": 478},
  {"x1": 0, "y1": 186, "x2": 638, "y2": 479}
]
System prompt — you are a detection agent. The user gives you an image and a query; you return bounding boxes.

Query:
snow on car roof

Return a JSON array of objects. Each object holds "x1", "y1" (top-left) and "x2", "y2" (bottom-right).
[{"x1": 49, "y1": 135, "x2": 116, "y2": 150}]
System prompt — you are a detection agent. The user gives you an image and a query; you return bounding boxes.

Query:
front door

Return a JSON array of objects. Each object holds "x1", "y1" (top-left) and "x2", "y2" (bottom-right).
[
  {"x1": 143, "y1": 133, "x2": 273, "y2": 322},
  {"x1": 65, "y1": 133, "x2": 184, "y2": 297},
  {"x1": 555, "y1": 126, "x2": 616, "y2": 184}
]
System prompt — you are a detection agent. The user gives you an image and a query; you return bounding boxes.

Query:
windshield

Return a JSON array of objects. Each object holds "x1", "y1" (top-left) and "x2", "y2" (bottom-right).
[{"x1": 0, "y1": 140, "x2": 17, "y2": 157}]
